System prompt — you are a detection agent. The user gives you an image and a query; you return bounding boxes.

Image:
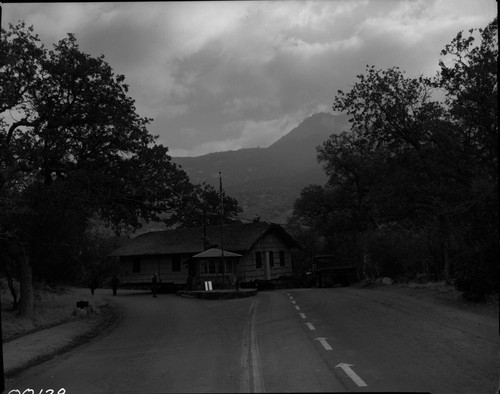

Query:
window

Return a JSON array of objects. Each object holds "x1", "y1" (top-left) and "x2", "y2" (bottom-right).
[
  {"x1": 226, "y1": 260, "x2": 233, "y2": 273},
  {"x1": 209, "y1": 261, "x2": 216, "y2": 274},
  {"x1": 279, "y1": 251, "x2": 285, "y2": 267},
  {"x1": 172, "y1": 255, "x2": 181, "y2": 272},
  {"x1": 269, "y1": 251, "x2": 274, "y2": 268},
  {"x1": 132, "y1": 257, "x2": 141, "y2": 273},
  {"x1": 255, "y1": 251, "x2": 262, "y2": 269},
  {"x1": 200, "y1": 261, "x2": 208, "y2": 274}
]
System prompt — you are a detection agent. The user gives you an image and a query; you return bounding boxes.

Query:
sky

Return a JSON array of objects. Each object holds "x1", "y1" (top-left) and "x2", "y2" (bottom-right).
[{"x1": 1, "y1": 1, "x2": 497, "y2": 157}]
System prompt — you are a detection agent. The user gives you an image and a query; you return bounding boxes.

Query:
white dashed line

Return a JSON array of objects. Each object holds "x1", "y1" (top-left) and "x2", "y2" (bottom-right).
[
  {"x1": 314, "y1": 337, "x2": 332, "y2": 351},
  {"x1": 306, "y1": 322, "x2": 316, "y2": 331},
  {"x1": 299, "y1": 313, "x2": 306, "y2": 319},
  {"x1": 336, "y1": 363, "x2": 368, "y2": 387},
  {"x1": 294, "y1": 305, "x2": 300, "y2": 310}
]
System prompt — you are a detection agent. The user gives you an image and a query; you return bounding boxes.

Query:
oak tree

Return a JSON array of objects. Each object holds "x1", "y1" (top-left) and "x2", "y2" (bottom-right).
[
  {"x1": 0, "y1": 23, "x2": 192, "y2": 318},
  {"x1": 293, "y1": 18, "x2": 498, "y2": 298}
]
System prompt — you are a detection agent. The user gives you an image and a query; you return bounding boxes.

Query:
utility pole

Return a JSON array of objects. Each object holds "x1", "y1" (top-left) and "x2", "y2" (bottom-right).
[
  {"x1": 219, "y1": 171, "x2": 225, "y2": 288},
  {"x1": 202, "y1": 208, "x2": 208, "y2": 250},
  {"x1": 1, "y1": 5, "x2": 6, "y2": 391},
  {"x1": 1, "y1": 5, "x2": 7, "y2": 392}
]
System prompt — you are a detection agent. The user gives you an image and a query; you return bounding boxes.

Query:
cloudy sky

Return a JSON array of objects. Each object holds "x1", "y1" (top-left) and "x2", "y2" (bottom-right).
[{"x1": 2, "y1": 1, "x2": 497, "y2": 157}]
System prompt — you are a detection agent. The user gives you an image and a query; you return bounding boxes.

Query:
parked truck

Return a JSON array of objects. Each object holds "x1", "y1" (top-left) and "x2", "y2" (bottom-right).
[{"x1": 312, "y1": 255, "x2": 358, "y2": 287}]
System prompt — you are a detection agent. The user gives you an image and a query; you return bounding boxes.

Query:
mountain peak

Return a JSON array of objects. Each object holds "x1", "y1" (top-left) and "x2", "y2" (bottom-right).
[
  {"x1": 172, "y1": 112, "x2": 349, "y2": 223},
  {"x1": 267, "y1": 112, "x2": 349, "y2": 153}
]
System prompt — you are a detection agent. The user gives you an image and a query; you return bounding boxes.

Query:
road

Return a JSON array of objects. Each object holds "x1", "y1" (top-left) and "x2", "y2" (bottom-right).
[{"x1": 6, "y1": 287, "x2": 499, "y2": 393}]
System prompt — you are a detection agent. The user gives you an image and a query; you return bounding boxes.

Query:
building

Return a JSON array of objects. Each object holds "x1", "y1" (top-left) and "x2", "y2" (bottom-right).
[{"x1": 110, "y1": 221, "x2": 299, "y2": 289}]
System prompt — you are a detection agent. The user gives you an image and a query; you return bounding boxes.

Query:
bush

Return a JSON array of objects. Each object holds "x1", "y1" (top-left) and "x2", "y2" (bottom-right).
[
  {"x1": 363, "y1": 229, "x2": 403, "y2": 279},
  {"x1": 362, "y1": 224, "x2": 435, "y2": 282},
  {"x1": 453, "y1": 241, "x2": 498, "y2": 301}
]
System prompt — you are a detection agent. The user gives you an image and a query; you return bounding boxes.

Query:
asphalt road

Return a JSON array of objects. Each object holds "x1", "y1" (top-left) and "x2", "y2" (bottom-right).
[{"x1": 6, "y1": 287, "x2": 499, "y2": 393}]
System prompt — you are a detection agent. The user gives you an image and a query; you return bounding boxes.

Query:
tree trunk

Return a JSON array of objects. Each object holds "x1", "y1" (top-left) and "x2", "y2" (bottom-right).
[
  {"x1": 439, "y1": 214, "x2": 452, "y2": 285},
  {"x1": 0, "y1": 256, "x2": 19, "y2": 310},
  {"x1": 18, "y1": 244, "x2": 34, "y2": 320},
  {"x1": 6, "y1": 269, "x2": 18, "y2": 310},
  {"x1": 443, "y1": 239, "x2": 451, "y2": 284}
]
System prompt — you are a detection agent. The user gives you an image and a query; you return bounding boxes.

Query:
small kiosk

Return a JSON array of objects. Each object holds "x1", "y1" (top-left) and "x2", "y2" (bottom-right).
[{"x1": 190, "y1": 248, "x2": 242, "y2": 290}]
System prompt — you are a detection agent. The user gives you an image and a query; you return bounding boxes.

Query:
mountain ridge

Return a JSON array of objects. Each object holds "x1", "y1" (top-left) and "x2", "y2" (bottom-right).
[{"x1": 172, "y1": 112, "x2": 349, "y2": 223}]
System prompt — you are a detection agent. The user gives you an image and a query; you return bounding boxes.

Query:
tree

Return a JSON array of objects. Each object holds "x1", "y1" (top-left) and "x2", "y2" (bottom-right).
[
  {"x1": 0, "y1": 22, "x2": 45, "y2": 188},
  {"x1": 0, "y1": 23, "x2": 192, "y2": 318},
  {"x1": 0, "y1": 237, "x2": 21, "y2": 309},
  {"x1": 165, "y1": 182, "x2": 242, "y2": 229},
  {"x1": 292, "y1": 18, "x2": 498, "y2": 297},
  {"x1": 436, "y1": 18, "x2": 498, "y2": 299},
  {"x1": 78, "y1": 233, "x2": 126, "y2": 293},
  {"x1": 293, "y1": 182, "x2": 367, "y2": 273},
  {"x1": 438, "y1": 18, "x2": 498, "y2": 180}
]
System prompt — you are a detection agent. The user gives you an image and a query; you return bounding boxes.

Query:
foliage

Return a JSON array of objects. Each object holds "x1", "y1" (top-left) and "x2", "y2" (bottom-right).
[
  {"x1": 78, "y1": 233, "x2": 126, "y2": 289},
  {"x1": 1, "y1": 23, "x2": 193, "y2": 226},
  {"x1": 0, "y1": 22, "x2": 198, "y2": 318},
  {"x1": 285, "y1": 216, "x2": 326, "y2": 275},
  {"x1": 164, "y1": 182, "x2": 242, "y2": 228},
  {"x1": 361, "y1": 224, "x2": 433, "y2": 281},
  {"x1": 292, "y1": 18, "x2": 498, "y2": 300}
]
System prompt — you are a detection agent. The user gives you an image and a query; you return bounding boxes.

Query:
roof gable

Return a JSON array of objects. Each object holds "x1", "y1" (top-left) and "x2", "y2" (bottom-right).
[{"x1": 192, "y1": 248, "x2": 242, "y2": 259}]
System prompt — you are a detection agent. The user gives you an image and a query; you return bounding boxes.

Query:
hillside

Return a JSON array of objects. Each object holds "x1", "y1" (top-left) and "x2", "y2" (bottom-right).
[{"x1": 172, "y1": 113, "x2": 349, "y2": 223}]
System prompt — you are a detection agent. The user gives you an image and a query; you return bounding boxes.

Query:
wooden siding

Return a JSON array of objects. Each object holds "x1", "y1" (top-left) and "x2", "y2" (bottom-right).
[
  {"x1": 237, "y1": 234, "x2": 293, "y2": 281},
  {"x1": 119, "y1": 231, "x2": 295, "y2": 285},
  {"x1": 120, "y1": 254, "x2": 190, "y2": 284}
]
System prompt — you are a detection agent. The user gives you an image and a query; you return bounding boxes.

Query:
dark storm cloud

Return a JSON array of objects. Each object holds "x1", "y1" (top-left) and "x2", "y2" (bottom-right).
[{"x1": 2, "y1": 1, "x2": 497, "y2": 156}]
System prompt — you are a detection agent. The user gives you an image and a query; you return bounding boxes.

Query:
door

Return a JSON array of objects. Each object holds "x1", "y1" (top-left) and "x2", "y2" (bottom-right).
[{"x1": 264, "y1": 251, "x2": 272, "y2": 280}]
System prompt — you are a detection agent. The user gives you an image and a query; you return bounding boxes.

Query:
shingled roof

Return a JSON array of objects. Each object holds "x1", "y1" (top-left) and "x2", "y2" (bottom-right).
[
  {"x1": 192, "y1": 248, "x2": 243, "y2": 259},
  {"x1": 110, "y1": 221, "x2": 299, "y2": 257}
]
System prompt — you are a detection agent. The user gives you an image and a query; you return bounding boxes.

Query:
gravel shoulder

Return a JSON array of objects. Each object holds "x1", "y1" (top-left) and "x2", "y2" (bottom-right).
[
  {"x1": 359, "y1": 281, "x2": 498, "y2": 319},
  {"x1": 3, "y1": 296, "x2": 123, "y2": 378}
]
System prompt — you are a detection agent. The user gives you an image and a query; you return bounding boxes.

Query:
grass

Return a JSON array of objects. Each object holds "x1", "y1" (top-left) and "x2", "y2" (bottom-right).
[{"x1": 1, "y1": 280, "x2": 108, "y2": 342}]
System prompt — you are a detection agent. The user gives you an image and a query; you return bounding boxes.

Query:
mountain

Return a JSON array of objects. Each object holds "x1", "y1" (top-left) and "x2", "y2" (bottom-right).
[{"x1": 172, "y1": 112, "x2": 349, "y2": 224}]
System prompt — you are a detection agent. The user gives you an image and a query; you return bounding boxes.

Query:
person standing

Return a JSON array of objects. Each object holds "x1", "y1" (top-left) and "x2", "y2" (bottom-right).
[
  {"x1": 152, "y1": 273, "x2": 158, "y2": 298},
  {"x1": 111, "y1": 276, "x2": 120, "y2": 296},
  {"x1": 89, "y1": 278, "x2": 99, "y2": 296}
]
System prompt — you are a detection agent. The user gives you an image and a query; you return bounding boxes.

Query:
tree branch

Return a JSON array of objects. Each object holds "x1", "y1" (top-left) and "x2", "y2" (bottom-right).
[{"x1": 6, "y1": 119, "x2": 37, "y2": 145}]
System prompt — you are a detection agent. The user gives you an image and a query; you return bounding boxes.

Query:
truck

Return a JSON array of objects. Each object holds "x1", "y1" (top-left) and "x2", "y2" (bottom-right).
[{"x1": 312, "y1": 255, "x2": 358, "y2": 287}]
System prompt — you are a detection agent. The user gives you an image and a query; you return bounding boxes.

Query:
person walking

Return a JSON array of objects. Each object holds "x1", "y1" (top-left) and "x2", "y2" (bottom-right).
[
  {"x1": 152, "y1": 273, "x2": 158, "y2": 298},
  {"x1": 111, "y1": 275, "x2": 120, "y2": 296}
]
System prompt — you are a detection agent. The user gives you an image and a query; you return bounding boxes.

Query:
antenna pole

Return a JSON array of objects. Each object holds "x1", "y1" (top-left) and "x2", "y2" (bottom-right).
[{"x1": 219, "y1": 171, "x2": 225, "y2": 288}]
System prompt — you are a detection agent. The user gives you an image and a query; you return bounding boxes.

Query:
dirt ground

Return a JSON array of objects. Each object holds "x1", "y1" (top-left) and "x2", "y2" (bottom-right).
[{"x1": 365, "y1": 281, "x2": 498, "y2": 320}]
